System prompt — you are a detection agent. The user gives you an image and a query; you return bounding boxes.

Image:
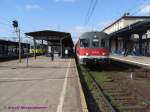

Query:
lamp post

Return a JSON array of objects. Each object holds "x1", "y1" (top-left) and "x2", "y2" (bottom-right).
[
  {"x1": 12, "y1": 20, "x2": 21, "y2": 63},
  {"x1": 25, "y1": 38, "x2": 29, "y2": 67}
]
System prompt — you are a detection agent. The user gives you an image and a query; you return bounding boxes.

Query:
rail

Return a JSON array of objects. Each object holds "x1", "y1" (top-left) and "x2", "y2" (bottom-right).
[{"x1": 86, "y1": 67, "x2": 116, "y2": 112}]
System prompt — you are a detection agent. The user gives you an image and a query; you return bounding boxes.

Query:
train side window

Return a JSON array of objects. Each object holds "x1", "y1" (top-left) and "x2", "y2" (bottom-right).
[
  {"x1": 92, "y1": 39, "x2": 99, "y2": 48},
  {"x1": 80, "y1": 39, "x2": 89, "y2": 48},
  {"x1": 101, "y1": 39, "x2": 105, "y2": 47}
]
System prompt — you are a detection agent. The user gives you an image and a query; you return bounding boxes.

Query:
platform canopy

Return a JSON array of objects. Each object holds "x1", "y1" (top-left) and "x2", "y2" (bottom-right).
[
  {"x1": 109, "y1": 20, "x2": 150, "y2": 38},
  {"x1": 25, "y1": 30, "x2": 74, "y2": 47}
]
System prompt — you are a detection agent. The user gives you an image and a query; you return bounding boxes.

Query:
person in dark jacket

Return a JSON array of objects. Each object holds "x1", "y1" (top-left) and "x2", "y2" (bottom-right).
[{"x1": 51, "y1": 51, "x2": 54, "y2": 61}]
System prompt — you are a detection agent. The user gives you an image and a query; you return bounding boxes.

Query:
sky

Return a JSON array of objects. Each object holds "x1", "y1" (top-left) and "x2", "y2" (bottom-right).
[{"x1": 0, "y1": 0, "x2": 150, "y2": 43}]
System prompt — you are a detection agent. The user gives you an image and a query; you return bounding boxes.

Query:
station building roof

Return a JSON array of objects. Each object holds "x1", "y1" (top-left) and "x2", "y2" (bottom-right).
[
  {"x1": 109, "y1": 20, "x2": 150, "y2": 38},
  {"x1": 103, "y1": 15, "x2": 150, "y2": 31},
  {"x1": 25, "y1": 30, "x2": 74, "y2": 47}
]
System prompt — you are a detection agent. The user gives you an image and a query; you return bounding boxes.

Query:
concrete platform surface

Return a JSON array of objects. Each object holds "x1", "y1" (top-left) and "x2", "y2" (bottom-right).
[
  {"x1": 111, "y1": 55, "x2": 150, "y2": 69},
  {"x1": 0, "y1": 57, "x2": 82, "y2": 112}
]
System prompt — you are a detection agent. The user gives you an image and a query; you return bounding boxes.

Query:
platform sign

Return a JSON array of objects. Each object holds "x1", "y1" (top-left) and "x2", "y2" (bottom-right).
[
  {"x1": 93, "y1": 39, "x2": 99, "y2": 42},
  {"x1": 147, "y1": 30, "x2": 150, "y2": 38},
  {"x1": 65, "y1": 49, "x2": 68, "y2": 55},
  {"x1": 24, "y1": 48, "x2": 29, "y2": 55}
]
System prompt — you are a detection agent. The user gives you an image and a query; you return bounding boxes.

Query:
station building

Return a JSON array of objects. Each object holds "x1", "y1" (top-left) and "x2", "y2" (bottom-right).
[
  {"x1": 103, "y1": 15, "x2": 150, "y2": 56},
  {"x1": 0, "y1": 39, "x2": 30, "y2": 61}
]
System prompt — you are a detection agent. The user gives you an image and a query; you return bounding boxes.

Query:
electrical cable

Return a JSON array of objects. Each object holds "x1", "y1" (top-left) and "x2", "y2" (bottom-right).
[
  {"x1": 86, "y1": 0, "x2": 98, "y2": 25},
  {"x1": 84, "y1": 0, "x2": 94, "y2": 25}
]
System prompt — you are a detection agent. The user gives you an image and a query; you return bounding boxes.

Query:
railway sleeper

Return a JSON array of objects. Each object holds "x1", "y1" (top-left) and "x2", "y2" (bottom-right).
[
  {"x1": 119, "y1": 106, "x2": 148, "y2": 112},
  {"x1": 108, "y1": 92, "x2": 130, "y2": 96},
  {"x1": 117, "y1": 100, "x2": 137, "y2": 105},
  {"x1": 102, "y1": 87, "x2": 124, "y2": 91},
  {"x1": 104, "y1": 90, "x2": 128, "y2": 94},
  {"x1": 120, "y1": 100, "x2": 138, "y2": 106},
  {"x1": 102, "y1": 83, "x2": 118, "y2": 86},
  {"x1": 104, "y1": 90, "x2": 125, "y2": 93},
  {"x1": 102, "y1": 87, "x2": 116, "y2": 90},
  {"x1": 112, "y1": 98, "x2": 137, "y2": 104},
  {"x1": 111, "y1": 96, "x2": 136, "y2": 101},
  {"x1": 102, "y1": 86, "x2": 126, "y2": 90},
  {"x1": 102, "y1": 83, "x2": 118, "y2": 87}
]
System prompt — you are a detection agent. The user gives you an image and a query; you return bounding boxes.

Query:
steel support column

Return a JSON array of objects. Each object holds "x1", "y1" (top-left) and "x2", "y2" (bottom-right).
[
  {"x1": 145, "y1": 33, "x2": 149, "y2": 56},
  {"x1": 42, "y1": 40, "x2": 44, "y2": 55},
  {"x1": 60, "y1": 39, "x2": 63, "y2": 58},
  {"x1": 138, "y1": 34, "x2": 143, "y2": 56},
  {"x1": 109, "y1": 39, "x2": 112, "y2": 52},
  {"x1": 123, "y1": 39, "x2": 127, "y2": 51},
  {"x1": 115, "y1": 38, "x2": 118, "y2": 53},
  {"x1": 33, "y1": 38, "x2": 37, "y2": 59}
]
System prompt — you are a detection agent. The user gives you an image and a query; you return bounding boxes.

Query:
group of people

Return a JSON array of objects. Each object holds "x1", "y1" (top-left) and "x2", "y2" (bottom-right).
[{"x1": 118, "y1": 47, "x2": 138, "y2": 56}]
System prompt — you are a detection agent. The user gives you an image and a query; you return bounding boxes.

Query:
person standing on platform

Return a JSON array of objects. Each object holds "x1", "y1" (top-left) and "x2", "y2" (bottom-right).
[
  {"x1": 124, "y1": 48, "x2": 129, "y2": 56},
  {"x1": 132, "y1": 47, "x2": 136, "y2": 56},
  {"x1": 51, "y1": 51, "x2": 54, "y2": 61}
]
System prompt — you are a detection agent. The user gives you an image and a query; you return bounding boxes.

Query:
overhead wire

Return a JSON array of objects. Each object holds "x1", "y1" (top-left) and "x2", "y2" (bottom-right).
[
  {"x1": 130, "y1": 3, "x2": 150, "y2": 15},
  {"x1": 84, "y1": 0, "x2": 98, "y2": 26},
  {"x1": 84, "y1": 0, "x2": 94, "y2": 25},
  {"x1": 87, "y1": 0, "x2": 98, "y2": 24}
]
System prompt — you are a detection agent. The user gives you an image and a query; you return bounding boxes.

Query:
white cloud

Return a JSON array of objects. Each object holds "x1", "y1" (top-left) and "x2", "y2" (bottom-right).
[
  {"x1": 70, "y1": 20, "x2": 113, "y2": 43},
  {"x1": 138, "y1": 3, "x2": 150, "y2": 14},
  {"x1": 71, "y1": 26, "x2": 91, "y2": 36},
  {"x1": 25, "y1": 4, "x2": 41, "y2": 10},
  {"x1": 70, "y1": 25, "x2": 92, "y2": 43},
  {"x1": 54, "y1": 0, "x2": 77, "y2": 3},
  {"x1": 98, "y1": 20, "x2": 113, "y2": 30}
]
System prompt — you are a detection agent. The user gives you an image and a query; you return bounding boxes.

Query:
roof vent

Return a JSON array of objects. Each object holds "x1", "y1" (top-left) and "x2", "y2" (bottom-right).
[{"x1": 123, "y1": 12, "x2": 130, "y2": 16}]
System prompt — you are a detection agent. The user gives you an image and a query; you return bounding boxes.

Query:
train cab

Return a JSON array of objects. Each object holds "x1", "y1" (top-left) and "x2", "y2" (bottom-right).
[{"x1": 76, "y1": 31, "x2": 109, "y2": 65}]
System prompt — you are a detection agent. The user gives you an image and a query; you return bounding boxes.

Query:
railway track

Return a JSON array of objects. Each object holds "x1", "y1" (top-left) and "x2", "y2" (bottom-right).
[
  {"x1": 87, "y1": 68, "x2": 116, "y2": 112},
  {"x1": 80, "y1": 65, "x2": 116, "y2": 112},
  {"x1": 79, "y1": 62, "x2": 150, "y2": 112}
]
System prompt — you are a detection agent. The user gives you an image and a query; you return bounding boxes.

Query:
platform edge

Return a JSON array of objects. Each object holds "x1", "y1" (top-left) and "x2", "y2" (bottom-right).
[{"x1": 74, "y1": 59, "x2": 88, "y2": 112}]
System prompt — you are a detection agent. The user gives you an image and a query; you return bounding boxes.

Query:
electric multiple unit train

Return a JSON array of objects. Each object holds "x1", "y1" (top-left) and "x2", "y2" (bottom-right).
[{"x1": 75, "y1": 31, "x2": 109, "y2": 65}]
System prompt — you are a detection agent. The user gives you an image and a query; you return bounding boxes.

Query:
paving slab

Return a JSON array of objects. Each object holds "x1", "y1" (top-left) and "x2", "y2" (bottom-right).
[
  {"x1": 111, "y1": 55, "x2": 150, "y2": 69},
  {"x1": 0, "y1": 56, "x2": 82, "y2": 112}
]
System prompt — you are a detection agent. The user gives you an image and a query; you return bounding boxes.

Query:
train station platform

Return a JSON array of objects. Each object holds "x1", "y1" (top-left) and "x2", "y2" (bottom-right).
[
  {"x1": 0, "y1": 56, "x2": 87, "y2": 112},
  {"x1": 110, "y1": 55, "x2": 150, "y2": 69}
]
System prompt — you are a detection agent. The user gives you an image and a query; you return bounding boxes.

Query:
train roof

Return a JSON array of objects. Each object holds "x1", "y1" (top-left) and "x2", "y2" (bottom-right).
[{"x1": 79, "y1": 31, "x2": 108, "y2": 39}]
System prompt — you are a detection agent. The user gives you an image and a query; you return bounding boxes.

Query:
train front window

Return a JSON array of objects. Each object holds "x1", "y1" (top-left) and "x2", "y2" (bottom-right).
[
  {"x1": 80, "y1": 39, "x2": 89, "y2": 48},
  {"x1": 92, "y1": 39, "x2": 99, "y2": 47}
]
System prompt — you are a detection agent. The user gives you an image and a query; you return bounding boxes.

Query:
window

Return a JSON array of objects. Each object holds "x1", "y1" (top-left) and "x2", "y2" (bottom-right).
[
  {"x1": 0, "y1": 44, "x2": 8, "y2": 56},
  {"x1": 92, "y1": 38, "x2": 99, "y2": 48},
  {"x1": 101, "y1": 39, "x2": 105, "y2": 47},
  {"x1": 80, "y1": 39, "x2": 89, "y2": 48},
  {"x1": 0, "y1": 44, "x2": 3, "y2": 57}
]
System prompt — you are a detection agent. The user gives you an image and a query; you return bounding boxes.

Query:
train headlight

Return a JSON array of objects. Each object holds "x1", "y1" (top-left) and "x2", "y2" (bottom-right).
[
  {"x1": 102, "y1": 52, "x2": 106, "y2": 56},
  {"x1": 86, "y1": 53, "x2": 89, "y2": 56}
]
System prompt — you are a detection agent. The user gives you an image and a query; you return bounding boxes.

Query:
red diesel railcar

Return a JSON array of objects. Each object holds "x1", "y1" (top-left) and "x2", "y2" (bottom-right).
[{"x1": 76, "y1": 31, "x2": 109, "y2": 65}]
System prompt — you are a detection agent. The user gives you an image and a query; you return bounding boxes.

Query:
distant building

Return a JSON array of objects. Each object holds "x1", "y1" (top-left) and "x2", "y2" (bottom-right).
[{"x1": 0, "y1": 39, "x2": 30, "y2": 60}]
